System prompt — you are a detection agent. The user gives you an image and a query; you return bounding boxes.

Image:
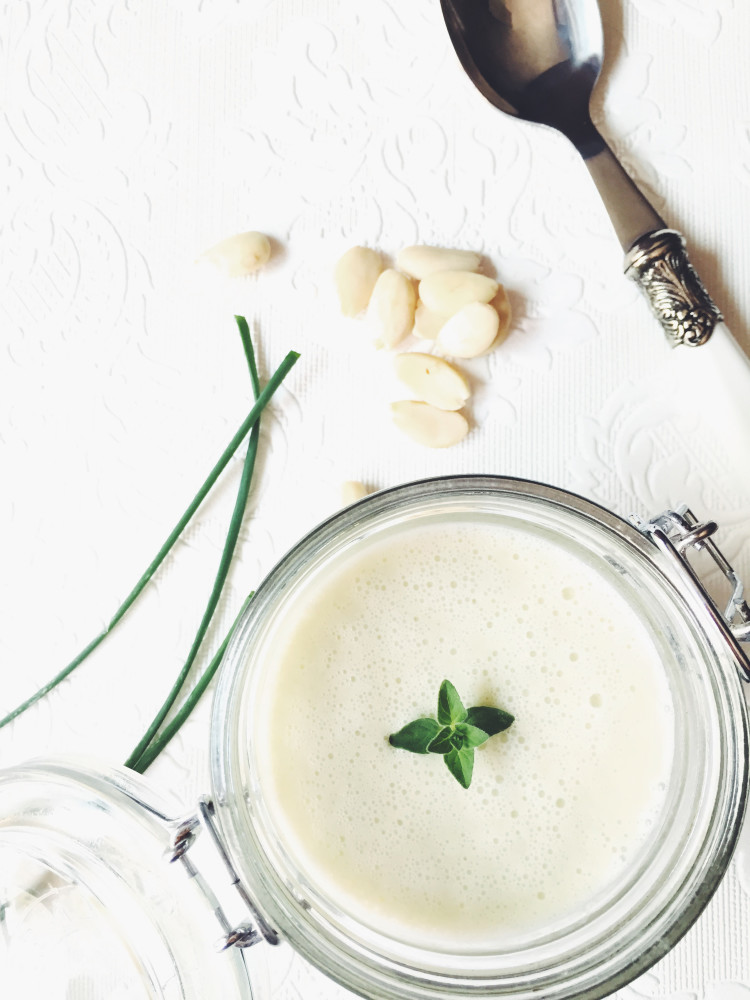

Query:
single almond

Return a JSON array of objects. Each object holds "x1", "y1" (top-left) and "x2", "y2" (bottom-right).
[
  {"x1": 492, "y1": 285, "x2": 513, "y2": 346},
  {"x1": 394, "y1": 353, "x2": 470, "y2": 411},
  {"x1": 413, "y1": 302, "x2": 448, "y2": 341},
  {"x1": 368, "y1": 269, "x2": 417, "y2": 348},
  {"x1": 396, "y1": 245, "x2": 481, "y2": 280},
  {"x1": 335, "y1": 246, "x2": 383, "y2": 316},
  {"x1": 199, "y1": 230, "x2": 271, "y2": 276},
  {"x1": 437, "y1": 301, "x2": 500, "y2": 358},
  {"x1": 418, "y1": 271, "x2": 498, "y2": 316},
  {"x1": 391, "y1": 400, "x2": 469, "y2": 448},
  {"x1": 341, "y1": 480, "x2": 369, "y2": 506}
]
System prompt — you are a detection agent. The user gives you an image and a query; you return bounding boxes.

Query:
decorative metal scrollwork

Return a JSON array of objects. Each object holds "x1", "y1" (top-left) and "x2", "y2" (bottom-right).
[{"x1": 624, "y1": 229, "x2": 722, "y2": 347}]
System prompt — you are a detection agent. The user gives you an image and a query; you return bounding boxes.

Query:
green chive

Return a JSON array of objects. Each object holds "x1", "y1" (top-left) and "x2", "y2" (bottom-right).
[
  {"x1": 130, "y1": 592, "x2": 255, "y2": 774},
  {"x1": 125, "y1": 328, "x2": 279, "y2": 769},
  {"x1": 0, "y1": 347, "x2": 299, "y2": 732}
]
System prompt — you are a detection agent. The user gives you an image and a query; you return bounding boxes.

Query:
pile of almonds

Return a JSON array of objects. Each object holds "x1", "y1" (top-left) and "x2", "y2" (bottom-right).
[
  {"x1": 335, "y1": 245, "x2": 511, "y2": 448},
  {"x1": 198, "y1": 231, "x2": 512, "y2": 451}
]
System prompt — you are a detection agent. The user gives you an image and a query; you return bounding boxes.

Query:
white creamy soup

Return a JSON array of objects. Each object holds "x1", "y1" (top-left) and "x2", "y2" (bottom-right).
[{"x1": 252, "y1": 516, "x2": 674, "y2": 950}]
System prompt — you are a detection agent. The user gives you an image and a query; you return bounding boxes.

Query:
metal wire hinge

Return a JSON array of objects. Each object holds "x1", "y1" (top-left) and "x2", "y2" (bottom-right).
[
  {"x1": 167, "y1": 797, "x2": 279, "y2": 951},
  {"x1": 631, "y1": 505, "x2": 750, "y2": 681}
]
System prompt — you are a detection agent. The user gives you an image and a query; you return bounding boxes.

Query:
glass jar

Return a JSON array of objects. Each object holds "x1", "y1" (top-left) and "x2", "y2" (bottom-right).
[
  {"x1": 1, "y1": 475, "x2": 749, "y2": 1000},
  {"x1": 209, "y1": 475, "x2": 750, "y2": 1000}
]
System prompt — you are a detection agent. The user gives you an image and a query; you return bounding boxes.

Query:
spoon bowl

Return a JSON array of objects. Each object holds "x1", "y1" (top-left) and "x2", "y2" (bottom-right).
[{"x1": 441, "y1": 0, "x2": 604, "y2": 157}]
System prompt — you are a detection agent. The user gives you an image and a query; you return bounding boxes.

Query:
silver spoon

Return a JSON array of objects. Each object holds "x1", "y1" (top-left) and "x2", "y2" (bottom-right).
[{"x1": 441, "y1": 0, "x2": 750, "y2": 488}]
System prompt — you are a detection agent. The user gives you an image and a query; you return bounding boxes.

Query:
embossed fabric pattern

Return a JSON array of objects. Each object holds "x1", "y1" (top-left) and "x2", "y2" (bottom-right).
[{"x1": 2, "y1": 1, "x2": 750, "y2": 998}]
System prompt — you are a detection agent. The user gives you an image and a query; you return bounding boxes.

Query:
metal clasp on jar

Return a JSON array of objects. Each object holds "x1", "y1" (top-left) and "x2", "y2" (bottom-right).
[
  {"x1": 632, "y1": 505, "x2": 750, "y2": 680},
  {"x1": 166, "y1": 797, "x2": 278, "y2": 951}
]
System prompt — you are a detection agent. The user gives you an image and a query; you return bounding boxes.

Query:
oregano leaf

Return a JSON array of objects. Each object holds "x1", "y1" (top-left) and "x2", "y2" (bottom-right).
[
  {"x1": 427, "y1": 726, "x2": 455, "y2": 755},
  {"x1": 445, "y1": 745, "x2": 474, "y2": 788},
  {"x1": 455, "y1": 722, "x2": 490, "y2": 748},
  {"x1": 465, "y1": 705, "x2": 514, "y2": 736},
  {"x1": 389, "y1": 717, "x2": 442, "y2": 754},
  {"x1": 437, "y1": 679, "x2": 467, "y2": 726}
]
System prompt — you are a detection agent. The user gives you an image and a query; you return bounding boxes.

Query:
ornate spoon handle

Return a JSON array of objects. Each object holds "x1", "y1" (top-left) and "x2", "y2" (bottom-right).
[
  {"x1": 629, "y1": 229, "x2": 750, "y2": 494},
  {"x1": 585, "y1": 143, "x2": 727, "y2": 345},
  {"x1": 625, "y1": 229, "x2": 750, "y2": 495},
  {"x1": 585, "y1": 142, "x2": 750, "y2": 494},
  {"x1": 624, "y1": 230, "x2": 723, "y2": 348}
]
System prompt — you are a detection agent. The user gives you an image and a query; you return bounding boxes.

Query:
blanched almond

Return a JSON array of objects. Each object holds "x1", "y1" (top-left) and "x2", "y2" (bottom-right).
[
  {"x1": 493, "y1": 285, "x2": 513, "y2": 345},
  {"x1": 368, "y1": 269, "x2": 416, "y2": 348},
  {"x1": 341, "y1": 480, "x2": 369, "y2": 506},
  {"x1": 200, "y1": 230, "x2": 271, "y2": 276},
  {"x1": 419, "y1": 271, "x2": 498, "y2": 316},
  {"x1": 391, "y1": 401, "x2": 469, "y2": 448},
  {"x1": 396, "y1": 245, "x2": 481, "y2": 280},
  {"x1": 335, "y1": 246, "x2": 383, "y2": 316},
  {"x1": 413, "y1": 302, "x2": 448, "y2": 341},
  {"x1": 437, "y1": 302, "x2": 500, "y2": 358},
  {"x1": 394, "y1": 353, "x2": 470, "y2": 411}
]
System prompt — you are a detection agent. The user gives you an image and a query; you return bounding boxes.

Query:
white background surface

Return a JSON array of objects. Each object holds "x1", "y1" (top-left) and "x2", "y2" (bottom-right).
[{"x1": 3, "y1": 1, "x2": 750, "y2": 998}]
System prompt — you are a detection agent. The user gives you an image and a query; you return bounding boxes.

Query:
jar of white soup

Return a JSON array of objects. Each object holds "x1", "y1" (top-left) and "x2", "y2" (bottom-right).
[{"x1": 211, "y1": 476, "x2": 749, "y2": 1000}]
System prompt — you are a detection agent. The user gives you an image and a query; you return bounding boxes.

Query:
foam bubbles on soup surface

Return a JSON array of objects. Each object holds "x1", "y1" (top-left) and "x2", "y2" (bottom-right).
[{"x1": 252, "y1": 517, "x2": 674, "y2": 949}]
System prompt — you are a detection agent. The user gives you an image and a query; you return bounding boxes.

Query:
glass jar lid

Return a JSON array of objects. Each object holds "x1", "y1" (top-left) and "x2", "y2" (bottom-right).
[{"x1": 0, "y1": 758, "x2": 259, "y2": 1000}]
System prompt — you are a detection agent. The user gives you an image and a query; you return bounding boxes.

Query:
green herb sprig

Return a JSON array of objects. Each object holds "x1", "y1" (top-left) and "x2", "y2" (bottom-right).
[
  {"x1": 129, "y1": 591, "x2": 254, "y2": 773},
  {"x1": 125, "y1": 317, "x2": 267, "y2": 770},
  {"x1": 389, "y1": 680, "x2": 514, "y2": 788},
  {"x1": 0, "y1": 318, "x2": 299, "y2": 776}
]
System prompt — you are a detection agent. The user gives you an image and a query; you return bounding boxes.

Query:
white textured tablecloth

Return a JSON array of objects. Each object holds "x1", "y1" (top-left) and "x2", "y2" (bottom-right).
[{"x1": 3, "y1": 1, "x2": 750, "y2": 998}]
